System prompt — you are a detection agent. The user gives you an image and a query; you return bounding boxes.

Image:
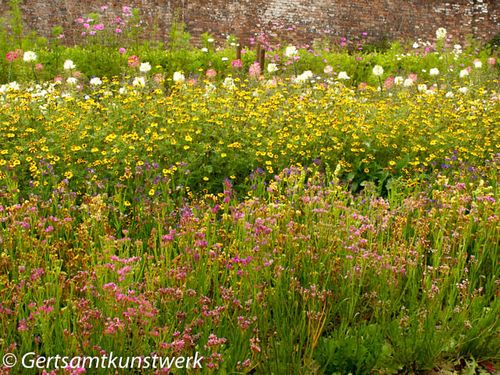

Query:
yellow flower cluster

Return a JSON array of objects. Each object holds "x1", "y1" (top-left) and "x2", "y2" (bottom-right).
[{"x1": 0, "y1": 80, "x2": 498, "y2": 193}]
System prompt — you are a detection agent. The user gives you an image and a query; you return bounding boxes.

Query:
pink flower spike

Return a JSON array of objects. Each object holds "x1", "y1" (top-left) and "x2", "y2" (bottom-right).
[{"x1": 231, "y1": 59, "x2": 243, "y2": 69}]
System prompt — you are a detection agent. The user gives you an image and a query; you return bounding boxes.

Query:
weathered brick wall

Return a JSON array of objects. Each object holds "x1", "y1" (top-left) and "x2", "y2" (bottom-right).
[{"x1": 0, "y1": 0, "x2": 498, "y2": 45}]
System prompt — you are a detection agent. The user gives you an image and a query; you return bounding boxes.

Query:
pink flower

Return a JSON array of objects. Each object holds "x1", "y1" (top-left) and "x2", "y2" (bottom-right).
[
  {"x1": 83, "y1": 23, "x2": 90, "y2": 29},
  {"x1": 248, "y1": 62, "x2": 261, "y2": 78},
  {"x1": 75, "y1": 17, "x2": 84, "y2": 24},
  {"x1": 6, "y1": 51, "x2": 18, "y2": 62},
  {"x1": 128, "y1": 55, "x2": 140, "y2": 68},
  {"x1": 383, "y1": 76, "x2": 394, "y2": 89},
  {"x1": 358, "y1": 82, "x2": 368, "y2": 91},
  {"x1": 18, "y1": 319, "x2": 28, "y2": 332},
  {"x1": 231, "y1": 59, "x2": 243, "y2": 69},
  {"x1": 93, "y1": 23, "x2": 104, "y2": 31},
  {"x1": 118, "y1": 47, "x2": 126, "y2": 54},
  {"x1": 487, "y1": 57, "x2": 496, "y2": 66},
  {"x1": 206, "y1": 69, "x2": 217, "y2": 78},
  {"x1": 64, "y1": 366, "x2": 86, "y2": 374},
  {"x1": 35, "y1": 63, "x2": 43, "y2": 71},
  {"x1": 115, "y1": 28, "x2": 122, "y2": 34},
  {"x1": 54, "y1": 76, "x2": 63, "y2": 83},
  {"x1": 408, "y1": 73, "x2": 418, "y2": 82}
]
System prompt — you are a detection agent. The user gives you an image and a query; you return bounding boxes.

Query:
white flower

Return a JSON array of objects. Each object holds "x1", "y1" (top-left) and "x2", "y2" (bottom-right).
[
  {"x1": 412, "y1": 42, "x2": 419, "y2": 49},
  {"x1": 429, "y1": 68, "x2": 440, "y2": 76},
  {"x1": 207, "y1": 38, "x2": 214, "y2": 43},
  {"x1": 324, "y1": 65, "x2": 333, "y2": 75},
  {"x1": 267, "y1": 63, "x2": 278, "y2": 73},
  {"x1": 394, "y1": 76, "x2": 404, "y2": 85},
  {"x1": 445, "y1": 91, "x2": 454, "y2": 98},
  {"x1": 173, "y1": 71, "x2": 185, "y2": 83},
  {"x1": 417, "y1": 84, "x2": 427, "y2": 92},
  {"x1": 403, "y1": 78, "x2": 414, "y2": 87},
  {"x1": 372, "y1": 65, "x2": 384, "y2": 76},
  {"x1": 201, "y1": 47, "x2": 208, "y2": 53},
  {"x1": 435, "y1": 27, "x2": 447, "y2": 40},
  {"x1": 66, "y1": 77, "x2": 78, "y2": 85},
  {"x1": 223, "y1": 77, "x2": 235, "y2": 89},
  {"x1": 8, "y1": 81, "x2": 20, "y2": 91},
  {"x1": 118, "y1": 87, "x2": 127, "y2": 95},
  {"x1": 89, "y1": 77, "x2": 102, "y2": 86},
  {"x1": 295, "y1": 70, "x2": 313, "y2": 84},
  {"x1": 473, "y1": 59, "x2": 482, "y2": 69},
  {"x1": 63, "y1": 59, "x2": 76, "y2": 70},
  {"x1": 205, "y1": 83, "x2": 216, "y2": 94},
  {"x1": 23, "y1": 51, "x2": 37, "y2": 63},
  {"x1": 132, "y1": 76, "x2": 146, "y2": 87},
  {"x1": 263, "y1": 79, "x2": 277, "y2": 88},
  {"x1": 459, "y1": 69, "x2": 469, "y2": 78},
  {"x1": 139, "y1": 62, "x2": 151, "y2": 73},
  {"x1": 458, "y1": 87, "x2": 468, "y2": 94},
  {"x1": 337, "y1": 71, "x2": 350, "y2": 80},
  {"x1": 285, "y1": 45, "x2": 298, "y2": 57},
  {"x1": 221, "y1": 57, "x2": 229, "y2": 61}
]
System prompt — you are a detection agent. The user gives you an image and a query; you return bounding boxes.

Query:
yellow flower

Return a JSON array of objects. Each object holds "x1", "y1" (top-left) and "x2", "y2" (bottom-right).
[{"x1": 148, "y1": 188, "x2": 155, "y2": 196}]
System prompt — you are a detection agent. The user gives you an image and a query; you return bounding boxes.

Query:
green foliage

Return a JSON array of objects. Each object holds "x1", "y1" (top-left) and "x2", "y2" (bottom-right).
[
  {"x1": 167, "y1": 12, "x2": 191, "y2": 51},
  {"x1": 9, "y1": 0, "x2": 23, "y2": 46},
  {"x1": 315, "y1": 325, "x2": 385, "y2": 374}
]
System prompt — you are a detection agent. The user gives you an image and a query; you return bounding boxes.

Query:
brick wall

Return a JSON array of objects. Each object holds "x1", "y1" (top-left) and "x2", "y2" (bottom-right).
[{"x1": 0, "y1": 0, "x2": 498, "y2": 46}]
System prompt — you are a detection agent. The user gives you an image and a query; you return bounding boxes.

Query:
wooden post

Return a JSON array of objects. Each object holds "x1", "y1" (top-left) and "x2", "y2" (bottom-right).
[{"x1": 236, "y1": 44, "x2": 242, "y2": 61}]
